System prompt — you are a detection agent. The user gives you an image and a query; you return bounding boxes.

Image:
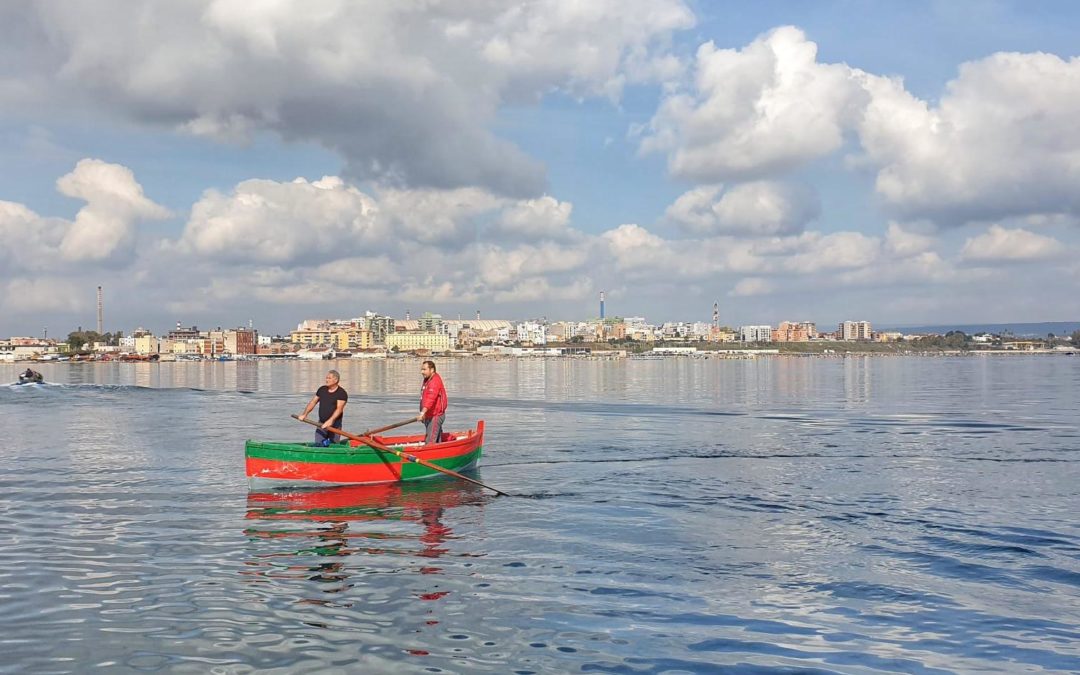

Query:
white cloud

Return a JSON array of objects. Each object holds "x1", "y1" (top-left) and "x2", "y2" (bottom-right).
[
  {"x1": 177, "y1": 176, "x2": 381, "y2": 264},
  {"x1": 771, "y1": 231, "x2": 882, "y2": 274},
  {"x1": 885, "y1": 222, "x2": 936, "y2": 257},
  {"x1": 374, "y1": 186, "x2": 505, "y2": 245},
  {"x1": 641, "y1": 26, "x2": 1080, "y2": 228},
  {"x1": 602, "y1": 223, "x2": 677, "y2": 274},
  {"x1": 858, "y1": 51, "x2": 1080, "y2": 224},
  {"x1": 665, "y1": 181, "x2": 819, "y2": 236},
  {"x1": 0, "y1": 201, "x2": 66, "y2": 273},
  {"x1": 495, "y1": 196, "x2": 574, "y2": 240},
  {"x1": 960, "y1": 225, "x2": 1066, "y2": 263},
  {"x1": 56, "y1": 159, "x2": 169, "y2": 263},
  {"x1": 175, "y1": 177, "x2": 584, "y2": 267},
  {"x1": 641, "y1": 26, "x2": 866, "y2": 181},
  {"x1": 476, "y1": 241, "x2": 588, "y2": 289},
  {"x1": 0, "y1": 159, "x2": 166, "y2": 270},
  {"x1": 492, "y1": 276, "x2": 593, "y2": 304},
  {"x1": 5, "y1": 0, "x2": 694, "y2": 196}
]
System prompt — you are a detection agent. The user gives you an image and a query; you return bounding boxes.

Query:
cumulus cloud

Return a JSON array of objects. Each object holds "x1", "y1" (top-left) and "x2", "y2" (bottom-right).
[
  {"x1": 4, "y1": 0, "x2": 694, "y2": 196},
  {"x1": 641, "y1": 26, "x2": 866, "y2": 181},
  {"x1": 476, "y1": 241, "x2": 588, "y2": 289},
  {"x1": 859, "y1": 52, "x2": 1080, "y2": 224},
  {"x1": 0, "y1": 200, "x2": 66, "y2": 273},
  {"x1": 495, "y1": 196, "x2": 574, "y2": 240},
  {"x1": 174, "y1": 176, "x2": 584, "y2": 268},
  {"x1": 178, "y1": 177, "x2": 381, "y2": 265},
  {"x1": 56, "y1": 159, "x2": 170, "y2": 263},
  {"x1": 602, "y1": 223, "x2": 676, "y2": 274},
  {"x1": 642, "y1": 25, "x2": 1080, "y2": 229},
  {"x1": 885, "y1": 222, "x2": 936, "y2": 257},
  {"x1": 665, "y1": 181, "x2": 819, "y2": 236},
  {"x1": 960, "y1": 225, "x2": 1066, "y2": 263},
  {"x1": 0, "y1": 158, "x2": 166, "y2": 271}
]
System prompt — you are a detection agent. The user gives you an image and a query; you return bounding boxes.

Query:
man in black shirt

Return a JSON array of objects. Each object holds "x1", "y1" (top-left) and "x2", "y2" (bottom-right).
[{"x1": 299, "y1": 369, "x2": 348, "y2": 446}]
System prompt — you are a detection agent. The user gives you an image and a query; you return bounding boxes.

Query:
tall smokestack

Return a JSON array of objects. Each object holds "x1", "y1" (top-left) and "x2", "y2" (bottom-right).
[
  {"x1": 97, "y1": 286, "x2": 103, "y2": 334},
  {"x1": 600, "y1": 291, "x2": 605, "y2": 320},
  {"x1": 713, "y1": 301, "x2": 719, "y2": 328}
]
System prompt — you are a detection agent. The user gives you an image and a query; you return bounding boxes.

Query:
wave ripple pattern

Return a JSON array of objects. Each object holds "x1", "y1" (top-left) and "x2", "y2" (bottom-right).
[{"x1": 1, "y1": 356, "x2": 1078, "y2": 673}]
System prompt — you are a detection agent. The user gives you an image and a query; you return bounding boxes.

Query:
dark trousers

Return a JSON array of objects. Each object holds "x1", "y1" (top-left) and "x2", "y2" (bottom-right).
[
  {"x1": 315, "y1": 427, "x2": 340, "y2": 445},
  {"x1": 423, "y1": 414, "x2": 445, "y2": 444}
]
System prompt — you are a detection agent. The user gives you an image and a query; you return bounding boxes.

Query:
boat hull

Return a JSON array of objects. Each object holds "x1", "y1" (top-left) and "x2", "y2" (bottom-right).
[{"x1": 245, "y1": 421, "x2": 484, "y2": 489}]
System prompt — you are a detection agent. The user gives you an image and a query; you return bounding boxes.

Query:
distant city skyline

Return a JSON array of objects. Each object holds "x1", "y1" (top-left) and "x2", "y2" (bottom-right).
[{"x1": 2, "y1": 2, "x2": 1080, "y2": 336}]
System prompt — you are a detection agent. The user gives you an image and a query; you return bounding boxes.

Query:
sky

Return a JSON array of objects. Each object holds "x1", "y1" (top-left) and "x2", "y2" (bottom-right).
[{"x1": 2, "y1": 0, "x2": 1080, "y2": 336}]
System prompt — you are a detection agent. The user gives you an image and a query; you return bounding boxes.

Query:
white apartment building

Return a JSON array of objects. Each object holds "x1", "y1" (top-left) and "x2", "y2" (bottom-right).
[
  {"x1": 840, "y1": 321, "x2": 873, "y2": 341},
  {"x1": 515, "y1": 322, "x2": 548, "y2": 345},
  {"x1": 739, "y1": 325, "x2": 773, "y2": 342}
]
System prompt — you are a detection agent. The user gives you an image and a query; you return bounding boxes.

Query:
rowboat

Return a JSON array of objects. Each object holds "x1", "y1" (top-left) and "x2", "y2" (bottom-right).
[{"x1": 245, "y1": 421, "x2": 485, "y2": 489}]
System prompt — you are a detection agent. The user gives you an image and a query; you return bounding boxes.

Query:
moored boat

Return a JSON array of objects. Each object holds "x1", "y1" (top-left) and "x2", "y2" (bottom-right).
[{"x1": 245, "y1": 421, "x2": 485, "y2": 489}]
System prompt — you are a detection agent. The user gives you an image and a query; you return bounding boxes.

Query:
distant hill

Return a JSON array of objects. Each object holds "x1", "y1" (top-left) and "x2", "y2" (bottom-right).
[{"x1": 879, "y1": 321, "x2": 1080, "y2": 337}]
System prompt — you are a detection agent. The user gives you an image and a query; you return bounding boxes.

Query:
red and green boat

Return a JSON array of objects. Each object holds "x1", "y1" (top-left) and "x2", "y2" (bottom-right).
[{"x1": 245, "y1": 421, "x2": 485, "y2": 489}]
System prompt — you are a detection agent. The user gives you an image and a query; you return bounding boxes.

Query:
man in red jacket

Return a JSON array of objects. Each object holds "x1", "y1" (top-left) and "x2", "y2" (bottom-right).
[{"x1": 416, "y1": 360, "x2": 447, "y2": 444}]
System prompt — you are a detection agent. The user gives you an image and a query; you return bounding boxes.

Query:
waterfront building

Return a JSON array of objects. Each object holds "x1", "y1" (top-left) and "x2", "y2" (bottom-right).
[
  {"x1": 134, "y1": 335, "x2": 160, "y2": 355},
  {"x1": 739, "y1": 325, "x2": 773, "y2": 342},
  {"x1": 840, "y1": 321, "x2": 873, "y2": 341},
  {"x1": 547, "y1": 322, "x2": 575, "y2": 341},
  {"x1": 1, "y1": 342, "x2": 60, "y2": 361},
  {"x1": 367, "y1": 316, "x2": 396, "y2": 345},
  {"x1": 775, "y1": 321, "x2": 813, "y2": 342},
  {"x1": 689, "y1": 322, "x2": 713, "y2": 339},
  {"x1": 515, "y1": 322, "x2": 548, "y2": 345},
  {"x1": 169, "y1": 340, "x2": 200, "y2": 355},
  {"x1": 289, "y1": 329, "x2": 336, "y2": 346},
  {"x1": 224, "y1": 328, "x2": 257, "y2": 355},
  {"x1": 167, "y1": 324, "x2": 201, "y2": 341},
  {"x1": 418, "y1": 312, "x2": 444, "y2": 332},
  {"x1": 386, "y1": 331, "x2": 451, "y2": 353}
]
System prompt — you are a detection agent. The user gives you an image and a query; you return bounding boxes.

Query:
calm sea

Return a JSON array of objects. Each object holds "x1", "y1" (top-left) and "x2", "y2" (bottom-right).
[{"x1": 1, "y1": 356, "x2": 1078, "y2": 673}]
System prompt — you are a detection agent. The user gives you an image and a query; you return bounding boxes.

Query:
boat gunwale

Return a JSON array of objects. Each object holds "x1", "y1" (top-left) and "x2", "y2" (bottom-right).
[{"x1": 245, "y1": 421, "x2": 484, "y2": 460}]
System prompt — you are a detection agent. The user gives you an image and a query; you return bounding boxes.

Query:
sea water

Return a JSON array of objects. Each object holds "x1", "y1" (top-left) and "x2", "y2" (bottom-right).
[{"x1": 1, "y1": 356, "x2": 1078, "y2": 673}]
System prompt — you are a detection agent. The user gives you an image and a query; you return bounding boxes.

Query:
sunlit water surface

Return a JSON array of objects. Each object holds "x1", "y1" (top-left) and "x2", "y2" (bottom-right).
[{"x1": 1, "y1": 356, "x2": 1078, "y2": 673}]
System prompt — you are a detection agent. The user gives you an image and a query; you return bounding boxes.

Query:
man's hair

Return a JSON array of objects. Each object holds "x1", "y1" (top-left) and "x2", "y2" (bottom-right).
[
  {"x1": 422, "y1": 360, "x2": 436, "y2": 372},
  {"x1": 327, "y1": 369, "x2": 340, "y2": 381}
]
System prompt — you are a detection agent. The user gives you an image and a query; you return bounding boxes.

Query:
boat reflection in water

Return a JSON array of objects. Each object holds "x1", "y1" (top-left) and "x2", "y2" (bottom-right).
[{"x1": 243, "y1": 479, "x2": 488, "y2": 605}]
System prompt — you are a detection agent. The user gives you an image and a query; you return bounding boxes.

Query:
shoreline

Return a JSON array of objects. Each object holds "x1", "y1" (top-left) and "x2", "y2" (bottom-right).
[{"x1": 3, "y1": 347, "x2": 1076, "y2": 366}]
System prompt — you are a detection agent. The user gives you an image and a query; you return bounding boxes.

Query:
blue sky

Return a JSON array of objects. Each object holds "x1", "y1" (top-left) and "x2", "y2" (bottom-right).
[{"x1": 2, "y1": 1, "x2": 1079, "y2": 336}]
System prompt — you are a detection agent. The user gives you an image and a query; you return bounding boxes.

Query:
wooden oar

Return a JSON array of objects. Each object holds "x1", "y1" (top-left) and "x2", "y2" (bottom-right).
[
  {"x1": 360, "y1": 417, "x2": 418, "y2": 436},
  {"x1": 291, "y1": 415, "x2": 509, "y2": 497}
]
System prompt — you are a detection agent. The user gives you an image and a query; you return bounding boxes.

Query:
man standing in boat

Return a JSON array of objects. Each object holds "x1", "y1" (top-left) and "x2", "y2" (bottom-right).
[
  {"x1": 416, "y1": 360, "x2": 447, "y2": 444},
  {"x1": 299, "y1": 370, "x2": 348, "y2": 446}
]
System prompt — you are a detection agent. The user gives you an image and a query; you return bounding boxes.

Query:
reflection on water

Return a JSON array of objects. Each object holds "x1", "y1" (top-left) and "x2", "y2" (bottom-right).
[{"x1": 244, "y1": 481, "x2": 488, "y2": 605}]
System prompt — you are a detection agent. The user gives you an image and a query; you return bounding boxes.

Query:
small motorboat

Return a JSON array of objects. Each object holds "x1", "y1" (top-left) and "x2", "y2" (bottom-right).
[
  {"x1": 16, "y1": 370, "x2": 43, "y2": 385},
  {"x1": 245, "y1": 421, "x2": 485, "y2": 489}
]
